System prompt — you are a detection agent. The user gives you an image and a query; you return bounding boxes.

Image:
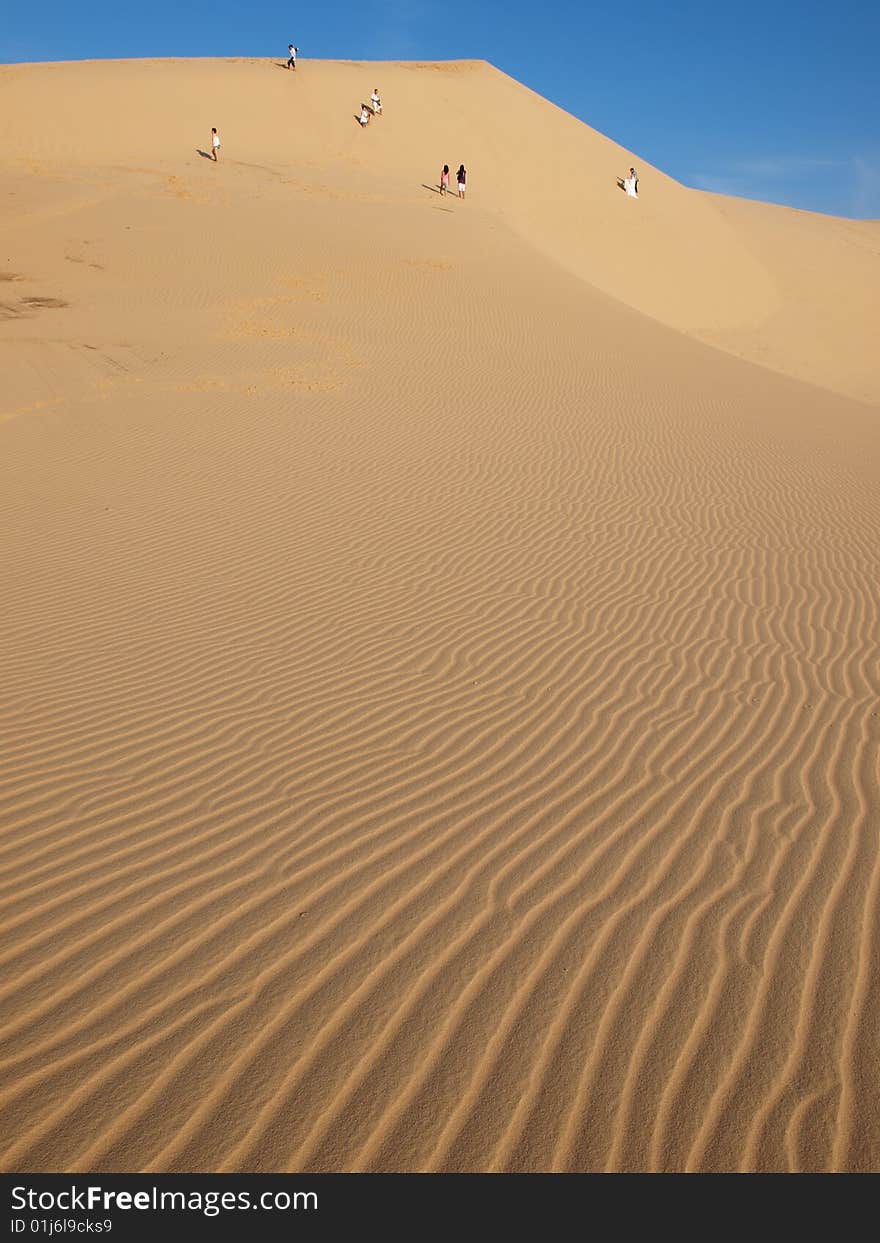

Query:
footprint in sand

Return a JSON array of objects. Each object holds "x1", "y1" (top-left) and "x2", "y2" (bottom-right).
[
  {"x1": 0, "y1": 295, "x2": 69, "y2": 320},
  {"x1": 21, "y1": 296, "x2": 69, "y2": 309}
]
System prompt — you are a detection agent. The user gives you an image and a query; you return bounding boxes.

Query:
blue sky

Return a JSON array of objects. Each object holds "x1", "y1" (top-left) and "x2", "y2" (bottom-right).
[{"x1": 4, "y1": 2, "x2": 878, "y2": 217}]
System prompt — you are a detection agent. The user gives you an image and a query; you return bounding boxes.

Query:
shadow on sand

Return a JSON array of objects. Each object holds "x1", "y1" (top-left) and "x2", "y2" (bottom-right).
[
  {"x1": 422, "y1": 185, "x2": 455, "y2": 210},
  {"x1": 196, "y1": 149, "x2": 215, "y2": 160}
]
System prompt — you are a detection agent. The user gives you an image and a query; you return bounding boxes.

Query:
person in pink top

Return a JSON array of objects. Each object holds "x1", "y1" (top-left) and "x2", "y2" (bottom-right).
[{"x1": 440, "y1": 164, "x2": 450, "y2": 195}]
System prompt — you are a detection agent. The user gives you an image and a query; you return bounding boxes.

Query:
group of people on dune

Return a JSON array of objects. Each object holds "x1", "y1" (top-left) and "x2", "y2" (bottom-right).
[
  {"x1": 286, "y1": 46, "x2": 469, "y2": 199},
  {"x1": 358, "y1": 89, "x2": 383, "y2": 126},
  {"x1": 356, "y1": 86, "x2": 468, "y2": 201},
  {"x1": 207, "y1": 46, "x2": 638, "y2": 208},
  {"x1": 216, "y1": 48, "x2": 639, "y2": 208},
  {"x1": 440, "y1": 164, "x2": 467, "y2": 198}
]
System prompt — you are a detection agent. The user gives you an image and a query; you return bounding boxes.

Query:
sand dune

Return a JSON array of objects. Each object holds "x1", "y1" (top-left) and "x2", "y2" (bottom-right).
[
  {"x1": 3, "y1": 57, "x2": 877, "y2": 404},
  {"x1": 1, "y1": 58, "x2": 878, "y2": 1173}
]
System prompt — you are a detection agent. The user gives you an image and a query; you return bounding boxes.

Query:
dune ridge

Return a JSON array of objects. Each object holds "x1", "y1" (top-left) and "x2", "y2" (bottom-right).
[{"x1": 1, "y1": 57, "x2": 878, "y2": 1172}]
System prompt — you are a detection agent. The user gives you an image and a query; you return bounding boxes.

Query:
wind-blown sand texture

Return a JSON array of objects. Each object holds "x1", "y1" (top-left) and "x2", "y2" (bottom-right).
[{"x1": 1, "y1": 58, "x2": 879, "y2": 1173}]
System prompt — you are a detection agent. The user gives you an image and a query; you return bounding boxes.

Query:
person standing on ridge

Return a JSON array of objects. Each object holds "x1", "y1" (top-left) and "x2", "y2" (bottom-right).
[
  {"x1": 456, "y1": 164, "x2": 467, "y2": 199},
  {"x1": 287, "y1": 44, "x2": 298, "y2": 70}
]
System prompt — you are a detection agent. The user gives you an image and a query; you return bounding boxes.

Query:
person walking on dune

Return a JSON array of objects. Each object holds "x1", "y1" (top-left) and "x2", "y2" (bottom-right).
[
  {"x1": 211, "y1": 127, "x2": 221, "y2": 161},
  {"x1": 456, "y1": 164, "x2": 467, "y2": 199},
  {"x1": 358, "y1": 105, "x2": 370, "y2": 127},
  {"x1": 370, "y1": 88, "x2": 382, "y2": 115},
  {"x1": 287, "y1": 44, "x2": 298, "y2": 70},
  {"x1": 440, "y1": 164, "x2": 450, "y2": 195}
]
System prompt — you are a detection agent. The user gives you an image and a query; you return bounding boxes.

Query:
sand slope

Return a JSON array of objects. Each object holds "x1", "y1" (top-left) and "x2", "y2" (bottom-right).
[
  {"x1": 1, "y1": 58, "x2": 878, "y2": 1173},
  {"x1": 3, "y1": 57, "x2": 878, "y2": 403}
]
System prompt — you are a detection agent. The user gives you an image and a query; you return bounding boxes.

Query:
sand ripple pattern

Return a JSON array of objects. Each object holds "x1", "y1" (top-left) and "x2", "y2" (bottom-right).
[{"x1": 1, "y1": 186, "x2": 879, "y2": 1173}]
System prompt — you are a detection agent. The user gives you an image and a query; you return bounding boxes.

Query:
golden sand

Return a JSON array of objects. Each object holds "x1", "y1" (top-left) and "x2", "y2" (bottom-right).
[{"x1": 1, "y1": 58, "x2": 878, "y2": 1172}]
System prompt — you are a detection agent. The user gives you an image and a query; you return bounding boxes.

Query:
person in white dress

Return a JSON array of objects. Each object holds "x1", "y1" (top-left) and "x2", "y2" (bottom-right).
[
  {"x1": 211, "y1": 127, "x2": 220, "y2": 161},
  {"x1": 359, "y1": 105, "x2": 370, "y2": 127},
  {"x1": 370, "y1": 89, "x2": 382, "y2": 115}
]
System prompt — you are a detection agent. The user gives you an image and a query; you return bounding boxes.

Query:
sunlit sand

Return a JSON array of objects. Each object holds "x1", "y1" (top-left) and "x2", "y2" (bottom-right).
[{"x1": 1, "y1": 57, "x2": 878, "y2": 1172}]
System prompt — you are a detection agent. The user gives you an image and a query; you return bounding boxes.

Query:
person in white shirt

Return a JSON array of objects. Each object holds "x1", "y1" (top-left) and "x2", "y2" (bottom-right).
[
  {"x1": 370, "y1": 89, "x2": 382, "y2": 115},
  {"x1": 618, "y1": 167, "x2": 638, "y2": 197},
  {"x1": 211, "y1": 127, "x2": 220, "y2": 161},
  {"x1": 359, "y1": 105, "x2": 370, "y2": 127},
  {"x1": 287, "y1": 44, "x2": 298, "y2": 70}
]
